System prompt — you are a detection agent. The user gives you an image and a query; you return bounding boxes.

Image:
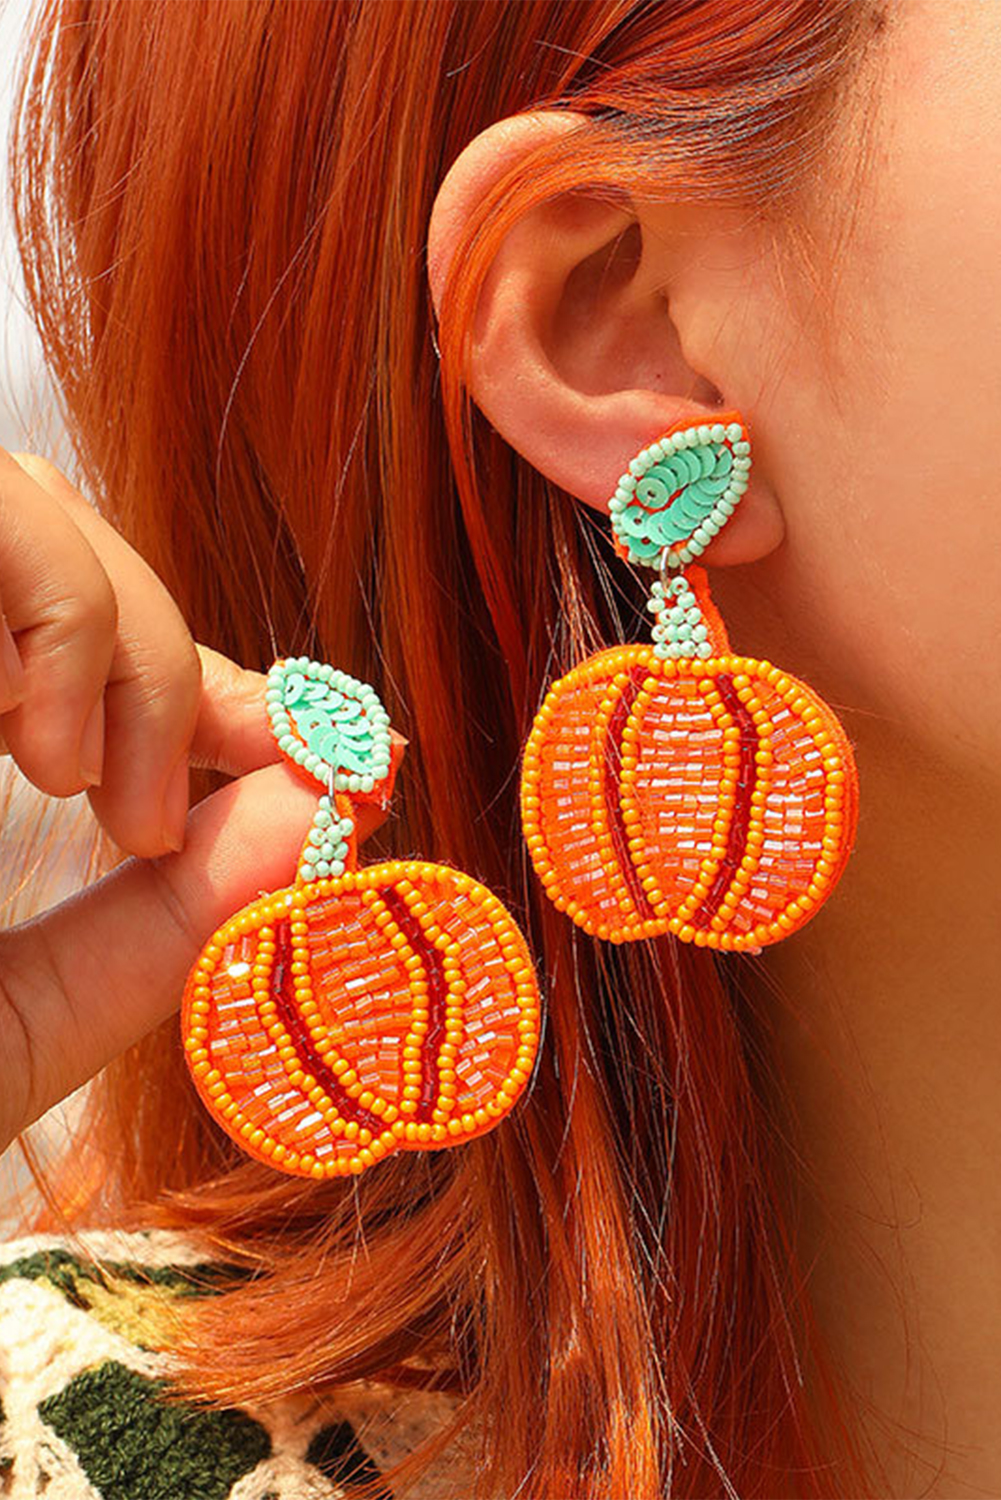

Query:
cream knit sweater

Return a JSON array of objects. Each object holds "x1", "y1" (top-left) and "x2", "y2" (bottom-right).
[{"x1": 0, "y1": 1227, "x2": 473, "y2": 1499}]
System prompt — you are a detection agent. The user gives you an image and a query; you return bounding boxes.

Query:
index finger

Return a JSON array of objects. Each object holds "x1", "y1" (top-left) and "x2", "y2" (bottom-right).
[{"x1": 0, "y1": 644, "x2": 408, "y2": 789}]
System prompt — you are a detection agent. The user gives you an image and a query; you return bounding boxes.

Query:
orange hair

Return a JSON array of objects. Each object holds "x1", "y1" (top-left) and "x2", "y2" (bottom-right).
[{"x1": 7, "y1": 1, "x2": 888, "y2": 1494}]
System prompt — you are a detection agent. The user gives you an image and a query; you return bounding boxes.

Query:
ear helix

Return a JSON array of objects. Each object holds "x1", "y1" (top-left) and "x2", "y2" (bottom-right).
[{"x1": 519, "y1": 411, "x2": 859, "y2": 953}]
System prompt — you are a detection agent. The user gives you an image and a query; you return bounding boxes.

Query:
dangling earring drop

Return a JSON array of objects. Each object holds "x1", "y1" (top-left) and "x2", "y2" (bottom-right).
[
  {"x1": 182, "y1": 658, "x2": 541, "y2": 1177},
  {"x1": 520, "y1": 411, "x2": 859, "y2": 952}
]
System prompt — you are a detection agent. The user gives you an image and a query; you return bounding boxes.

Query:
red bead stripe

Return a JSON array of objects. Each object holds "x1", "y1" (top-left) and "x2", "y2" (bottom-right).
[
  {"x1": 271, "y1": 918, "x2": 382, "y2": 1134},
  {"x1": 691, "y1": 673, "x2": 758, "y2": 927},
  {"x1": 606, "y1": 663, "x2": 658, "y2": 923},
  {"x1": 380, "y1": 885, "x2": 448, "y2": 1123}
]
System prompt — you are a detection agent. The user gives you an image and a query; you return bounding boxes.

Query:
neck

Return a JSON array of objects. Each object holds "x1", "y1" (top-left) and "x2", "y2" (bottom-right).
[{"x1": 743, "y1": 723, "x2": 1001, "y2": 1496}]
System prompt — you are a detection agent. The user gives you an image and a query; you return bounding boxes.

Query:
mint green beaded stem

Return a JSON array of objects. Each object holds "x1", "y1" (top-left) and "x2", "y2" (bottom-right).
[
  {"x1": 608, "y1": 419, "x2": 751, "y2": 569},
  {"x1": 264, "y1": 657, "x2": 393, "y2": 884},
  {"x1": 646, "y1": 572, "x2": 714, "y2": 661},
  {"x1": 297, "y1": 796, "x2": 356, "y2": 885}
]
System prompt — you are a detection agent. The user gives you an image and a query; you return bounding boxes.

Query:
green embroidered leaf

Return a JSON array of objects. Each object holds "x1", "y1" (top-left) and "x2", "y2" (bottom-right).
[
  {"x1": 266, "y1": 658, "x2": 393, "y2": 791},
  {"x1": 608, "y1": 420, "x2": 750, "y2": 565},
  {"x1": 284, "y1": 686, "x2": 375, "y2": 774}
]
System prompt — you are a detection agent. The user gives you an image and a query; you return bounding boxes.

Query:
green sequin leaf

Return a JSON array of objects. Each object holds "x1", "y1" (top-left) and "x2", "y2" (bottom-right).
[
  {"x1": 609, "y1": 421, "x2": 750, "y2": 566},
  {"x1": 618, "y1": 444, "x2": 733, "y2": 548},
  {"x1": 283, "y1": 683, "x2": 375, "y2": 775},
  {"x1": 267, "y1": 657, "x2": 392, "y2": 792}
]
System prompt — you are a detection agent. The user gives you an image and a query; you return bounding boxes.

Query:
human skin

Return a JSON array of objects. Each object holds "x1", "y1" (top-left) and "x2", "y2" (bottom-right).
[
  {"x1": 428, "y1": 0, "x2": 1001, "y2": 1491},
  {"x1": 0, "y1": 452, "x2": 406, "y2": 1157}
]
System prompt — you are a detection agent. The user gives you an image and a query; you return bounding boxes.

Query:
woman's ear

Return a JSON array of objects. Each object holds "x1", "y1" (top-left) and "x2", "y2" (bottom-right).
[{"x1": 427, "y1": 110, "x2": 785, "y2": 568}]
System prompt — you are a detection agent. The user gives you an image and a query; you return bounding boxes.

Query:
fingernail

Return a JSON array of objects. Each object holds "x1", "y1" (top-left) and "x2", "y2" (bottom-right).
[
  {"x1": 0, "y1": 616, "x2": 25, "y2": 708},
  {"x1": 78, "y1": 697, "x2": 105, "y2": 786},
  {"x1": 161, "y1": 757, "x2": 189, "y2": 853}
]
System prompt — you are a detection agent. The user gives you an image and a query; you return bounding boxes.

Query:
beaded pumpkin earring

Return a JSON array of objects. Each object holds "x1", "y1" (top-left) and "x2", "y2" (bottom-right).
[
  {"x1": 520, "y1": 411, "x2": 859, "y2": 952},
  {"x1": 182, "y1": 658, "x2": 541, "y2": 1178}
]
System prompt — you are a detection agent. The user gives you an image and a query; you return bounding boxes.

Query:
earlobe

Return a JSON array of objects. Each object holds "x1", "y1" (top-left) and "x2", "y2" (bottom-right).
[{"x1": 428, "y1": 110, "x2": 785, "y2": 569}]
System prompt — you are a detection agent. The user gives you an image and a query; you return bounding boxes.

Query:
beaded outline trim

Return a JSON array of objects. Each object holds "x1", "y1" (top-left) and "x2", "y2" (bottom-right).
[
  {"x1": 266, "y1": 657, "x2": 392, "y2": 795},
  {"x1": 520, "y1": 644, "x2": 859, "y2": 952}
]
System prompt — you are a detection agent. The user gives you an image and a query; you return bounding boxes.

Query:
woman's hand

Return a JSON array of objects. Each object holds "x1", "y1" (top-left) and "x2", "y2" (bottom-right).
[
  {"x1": 0, "y1": 446, "x2": 259, "y2": 856},
  {"x1": 0, "y1": 449, "x2": 404, "y2": 1157}
]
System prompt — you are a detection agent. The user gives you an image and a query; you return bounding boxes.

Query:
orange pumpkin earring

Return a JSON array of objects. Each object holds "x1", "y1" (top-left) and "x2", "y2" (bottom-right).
[
  {"x1": 182, "y1": 659, "x2": 541, "y2": 1178},
  {"x1": 520, "y1": 411, "x2": 859, "y2": 953}
]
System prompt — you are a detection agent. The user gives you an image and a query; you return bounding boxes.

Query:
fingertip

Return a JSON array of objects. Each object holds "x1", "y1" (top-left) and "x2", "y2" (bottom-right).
[
  {"x1": 373, "y1": 732, "x2": 407, "y2": 812},
  {"x1": 86, "y1": 775, "x2": 186, "y2": 861},
  {"x1": 191, "y1": 645, "x2": 275, "y2": 777}
]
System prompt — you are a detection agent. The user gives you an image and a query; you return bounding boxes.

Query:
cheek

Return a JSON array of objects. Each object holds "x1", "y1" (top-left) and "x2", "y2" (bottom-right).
[{"x1": 718, "y1": 1, "x2": 1001, "y2": 784}]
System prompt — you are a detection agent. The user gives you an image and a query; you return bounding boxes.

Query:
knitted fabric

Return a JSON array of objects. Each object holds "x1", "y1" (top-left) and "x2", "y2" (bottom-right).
[{"x1": 0, "y1": 1228, "x2": 473, "y2": 1499}]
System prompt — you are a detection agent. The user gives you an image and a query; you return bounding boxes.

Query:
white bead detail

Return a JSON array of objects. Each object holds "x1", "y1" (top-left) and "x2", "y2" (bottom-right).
[{"x1": 646, "y1": 569, "x2": 720, "y2": 661}]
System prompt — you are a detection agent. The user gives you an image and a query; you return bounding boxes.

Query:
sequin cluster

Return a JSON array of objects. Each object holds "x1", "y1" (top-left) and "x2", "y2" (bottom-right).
[
  {"x1": 609, "y1": 418, "x2": 751, "y2": 567},
  {"x1": 266, "y1": 658, "x2": 391, "y2": 794}
]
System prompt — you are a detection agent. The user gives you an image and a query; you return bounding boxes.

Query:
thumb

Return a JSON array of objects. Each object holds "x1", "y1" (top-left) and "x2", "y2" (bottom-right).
[{"x1": 0, "y1": 758, "x2": 400, "y2": 1155}]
